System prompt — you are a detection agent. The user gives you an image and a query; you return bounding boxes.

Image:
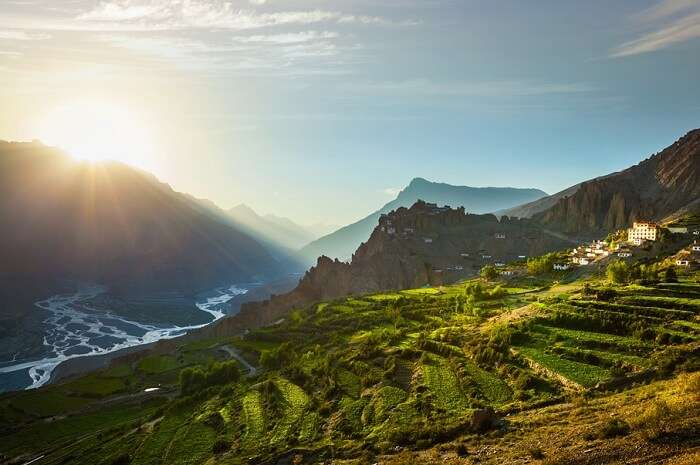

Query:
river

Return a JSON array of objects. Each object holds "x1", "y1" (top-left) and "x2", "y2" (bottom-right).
[{"x1": 0, "y1": 284, "x2": 247, "y2": 391}]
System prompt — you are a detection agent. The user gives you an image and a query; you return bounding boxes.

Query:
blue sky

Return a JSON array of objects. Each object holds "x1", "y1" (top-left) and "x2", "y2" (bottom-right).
[{"x1": 1, "y1": 0, "x2": 699, "y2": 226}]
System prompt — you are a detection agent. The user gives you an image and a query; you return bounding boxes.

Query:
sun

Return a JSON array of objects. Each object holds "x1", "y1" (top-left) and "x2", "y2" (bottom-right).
[{"x1": 37, "y1": 101, "x2": 156, "y2": 171}]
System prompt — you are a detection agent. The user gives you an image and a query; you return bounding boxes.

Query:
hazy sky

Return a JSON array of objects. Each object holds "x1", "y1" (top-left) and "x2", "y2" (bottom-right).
[{"x1": 1, "y1": 1, "x2": 699, "y2": 226}]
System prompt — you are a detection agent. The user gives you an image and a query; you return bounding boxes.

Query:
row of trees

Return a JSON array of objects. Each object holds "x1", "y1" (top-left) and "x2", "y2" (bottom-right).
[
  {"x1": 179, "y1": 360, "x2": 241, "y2": 395},
  {"x1": 606, "y1": 261, "x2": 675, "y2": 284}
]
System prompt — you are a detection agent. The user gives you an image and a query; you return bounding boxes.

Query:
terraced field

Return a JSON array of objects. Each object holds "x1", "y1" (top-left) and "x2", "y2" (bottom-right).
[{"x1": 2, "y1": 267, "x2": 698, "y2": 465}]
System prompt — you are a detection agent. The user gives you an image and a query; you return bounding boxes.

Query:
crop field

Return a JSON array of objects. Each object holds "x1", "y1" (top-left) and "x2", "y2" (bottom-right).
[
  {"x1": 421, "y1": 357, "x2": 471, "y2": 412},
  {"x1": 516, "y1": 346, "x2": 611, "y2": 387},
  {"x1": 269, "y1": 378, "x2": 310, "y2": 445},
  {"x1": 2, "y1": 263, "x2": 699, "y2": 465},
  {"x1": 241, "y1": 390, "x2": 265, "y2": 445}
]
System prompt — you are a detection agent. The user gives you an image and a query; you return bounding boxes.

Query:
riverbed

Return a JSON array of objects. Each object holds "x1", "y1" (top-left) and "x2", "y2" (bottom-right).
[{"x1": 0, "y1": 284, "x2": 247, "y2": 391}]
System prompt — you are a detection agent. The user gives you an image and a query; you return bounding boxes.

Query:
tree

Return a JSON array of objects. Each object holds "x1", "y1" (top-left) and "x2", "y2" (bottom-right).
[
  {"x1": 527, "y1": 253, "x2": 555, "y2": 275},
  {"x1": 606, "y1": 260, "x2": 630, "y2": 284},
  {"x1": 480, "y1": 265, "x2": 498, "y2": 281},
  {"x1": 665, "y1": 266, "x2": 678, "y2": 283}
]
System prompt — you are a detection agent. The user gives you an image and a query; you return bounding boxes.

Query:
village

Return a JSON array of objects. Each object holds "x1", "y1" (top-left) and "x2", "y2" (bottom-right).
[
  {"x1": 565, "y1": 221, "x2": 700, "y2": 270},
  {"x1": 377, "y1": 204, "x2": 700, "y2": 280}
]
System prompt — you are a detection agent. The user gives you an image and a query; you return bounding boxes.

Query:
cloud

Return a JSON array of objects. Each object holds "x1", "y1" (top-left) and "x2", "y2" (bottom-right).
[
  {"x1": 98, "y1": 31, "x2": 346, "y2": 73},
  {"x1": 611, "y1": 0, "x2": 700, "y2": 57},
  {"x1": 345, "y1": 79, "x2": 594, "y2": 98},
  {"x1": 74, "y1": 0, "x2": 401, "y2": 31},
  {"x1": 0, "y1": 29, "x2": 50, "y2": 40},
  {"x1": 383, "y1": 187, "x2": 401, "y2": 196},
  {"x1": 232, "y1": 31, "x2": 339, "y2": 44}
]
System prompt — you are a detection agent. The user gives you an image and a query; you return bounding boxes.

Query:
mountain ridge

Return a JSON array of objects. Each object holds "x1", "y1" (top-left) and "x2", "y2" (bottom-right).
[{"x1": 299, "y1": 178, "x2": 548, "y2": 263}]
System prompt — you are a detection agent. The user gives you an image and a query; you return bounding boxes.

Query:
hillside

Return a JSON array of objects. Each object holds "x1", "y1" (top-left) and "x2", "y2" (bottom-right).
[
  {"x1": 299, "y1": 178, "x2": 547, "y2": 262},
  {"x1": 1, "y1": 246, "x2": 698, "y2": 465},
  {"x1": 227, "y1": 204, "x2": 317, "y2": 252},
  {"x1": 526, "y1": 129, "x2": 700, "y2": 237},
  {"x1": 223, "y1": 201, "x2": 571, "y2": 334},
  {"x1": 0, "y1": 141, "x2": 290, "y2": 294}
]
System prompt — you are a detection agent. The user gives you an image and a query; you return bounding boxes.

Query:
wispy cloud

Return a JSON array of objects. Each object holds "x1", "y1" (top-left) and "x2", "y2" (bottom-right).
[
  {"x1": 74, "y1": 0, "x2": 405, "y2": 31},
  {"x1": 383, "y1": 187, "x2": 401, "y2": 196},
  {"x1": 0, "y1": 29, "x2": 50, "y2": 40},
  {"x1": 611, "y1": 0, "x2": 700, "y2": 57},
  {"x1": 345, "y1": 79, "x2": 594, "y2": 98},
  {"x1": 98, "y1": 31, "x2": 350, "y2": 73},
  {"x1": 232, "y1": 31, "x2": 339, "y2": 45}
]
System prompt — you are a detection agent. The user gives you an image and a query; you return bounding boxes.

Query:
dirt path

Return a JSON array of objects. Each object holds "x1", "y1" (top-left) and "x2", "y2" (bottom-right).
[{"x1": 219, "y1": 345, "x2": 258, "y2": 377}]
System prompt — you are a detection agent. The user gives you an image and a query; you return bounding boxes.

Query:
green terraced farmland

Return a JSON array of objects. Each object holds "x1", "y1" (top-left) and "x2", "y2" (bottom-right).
[{"x1": 516, "y1": 346, "x2": 612, "y2": 388}]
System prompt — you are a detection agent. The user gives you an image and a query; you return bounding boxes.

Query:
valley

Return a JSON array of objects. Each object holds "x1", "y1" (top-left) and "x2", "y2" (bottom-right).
[
  {"x1": 1, "y1": 243, "x2": 697, "y2": 465},
  {"x1": 0, "y1": 284, "x2": 249, "y2": 393}
]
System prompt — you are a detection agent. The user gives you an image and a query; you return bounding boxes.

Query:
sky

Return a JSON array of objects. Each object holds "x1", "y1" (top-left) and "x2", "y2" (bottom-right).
[{"x1": 1, "y1": 0, "x2": 699, "y2": 227}]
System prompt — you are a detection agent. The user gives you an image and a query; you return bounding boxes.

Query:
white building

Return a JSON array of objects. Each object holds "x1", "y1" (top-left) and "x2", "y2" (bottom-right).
[
  {"x1": 423, "y1": 238, "x2": 433, "y2": 244},
  {"x1": 628, "y1": 221, "x2": 658, "y2": 243},
  {"x1": 553, "y1": 263, "x2": 571, "y2": 271},
  {"x1": 692, "y1": 245, "x2": 700, "y2": 252},
  {"x1": 618, "y1": 252, "x2": 632, "y2": 258},
  {"x1": 676, "y1": 259, "x2": 690, "y2": 267},
  {"x1": 495, "y1": 233, "x2": 506, "y2": 239},
  {"x1": 668, "y1": 226, "x2": 688, "y2": 234},
  {"x1": 573, "y1": 256, "x2": 590, "y2": 265}
]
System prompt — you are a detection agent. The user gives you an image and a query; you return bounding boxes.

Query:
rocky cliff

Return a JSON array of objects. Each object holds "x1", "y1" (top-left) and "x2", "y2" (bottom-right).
[
  {"x1": 206, "y1": 201, "x2": 570, "y2": 334},
  {"x1": 532, "y1": 129, "x2": 700, "y2": 237}
]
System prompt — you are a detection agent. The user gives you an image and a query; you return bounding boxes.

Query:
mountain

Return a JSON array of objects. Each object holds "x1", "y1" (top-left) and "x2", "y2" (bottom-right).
[
  {"x1": 213, "y1": 200, "x2": 569, "y2": 333},
  {"x1": 496, "y1": 182, "x2": 583, "y2": 219},
  {"x1": 227, "y1": 204, "x2": 317, "y2": 251},
  {"x1": 530, "y1": 129, "x2": 700, "y2": 237},
  {"x1": 299, "y1": 178, "x2": 548, "y2": 263},
  {"x1": 0, "y1": 141, "x2": 288, "y2": 297}
]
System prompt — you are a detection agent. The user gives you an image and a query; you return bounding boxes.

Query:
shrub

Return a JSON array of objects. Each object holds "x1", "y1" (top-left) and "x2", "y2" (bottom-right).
[
  {"x1": 665, "y1": 266, "x2": 678, "y2": 283},
  {"x1": 599, "y1": 418, "x2": 630, "y2": 438},
  {"x1": 480, "y1": 265, "x2": 498, "y2": 281},
  {"x1": 527, "y1": 254, "x2": 556, "y2": 275},
  {"x1": 607, "y1": 260, "x2": 630, "y2": 284},
  {"x1": 110, "y1": 454, "x2": 131, "y2": 465},
  {"x1": 629, "y1": 400, "x2": 672, "y2": 440},
  {"x1": 212, "y1": 438, "x2": 231, "y2": 454},
  {"x1": 527, "y1": 446, "x2": 544, "y2": 459}
]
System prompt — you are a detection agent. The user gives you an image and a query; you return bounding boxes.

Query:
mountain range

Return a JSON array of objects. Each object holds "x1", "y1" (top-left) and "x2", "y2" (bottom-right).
[
  {"x1": 299, "y1": 178, "x2": 548, "y2": 263},
  {"x1": 227, "y1": 204, "x2": 319, "y2": 252},
  {"x1": 0, "y1": 141, "x2": 297, "y2": 298}
]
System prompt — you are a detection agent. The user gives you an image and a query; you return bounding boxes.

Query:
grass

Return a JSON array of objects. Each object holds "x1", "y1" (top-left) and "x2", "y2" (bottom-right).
[
  {"x1": 270, "y1": 378, "x2": 310, "y2": 445},
  {"x1": 241, "y1": 390, "x2": 266, "y2": 445},
  {"x1": 163, "y1": 421, "x2": 217, "y2": 465},
  {"x1": 61, "y1": 375, "x2": 126, "y2": 397},
  {"x1": 422, "y1": 359, "x2": 471, "y2": 412},
  {"x1": 516, "y1": 346, "x2": 611, "y2": 387},
  {"x1": 137, "y1": 355, "x2": 180, "y2": 374},
  {"x1": 8, "y1": 390, "x2": 91, "y2": 417},
  {"x1": 1, "y1": 401, "x2": 160, "y2": 458},
  {"x1": 532, "y1": 324, "x2": 652, "y2": 350},
  {"x1": 463, "y1": 361, "x2": 512, "y2": 404}
]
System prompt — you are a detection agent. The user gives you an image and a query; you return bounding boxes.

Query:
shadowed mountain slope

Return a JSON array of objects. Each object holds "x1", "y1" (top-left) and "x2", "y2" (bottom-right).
[
  {"x1": 0, "y1": 141, "x2": 287, "y2": 298},
  {"x1": 531, "y1": 129, "x2": 700, "y2": 237}
]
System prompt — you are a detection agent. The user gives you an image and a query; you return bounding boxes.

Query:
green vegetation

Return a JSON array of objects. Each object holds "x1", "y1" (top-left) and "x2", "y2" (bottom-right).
[{"x1": 2, "y1": 251, "x2": 699, "y2": 465}]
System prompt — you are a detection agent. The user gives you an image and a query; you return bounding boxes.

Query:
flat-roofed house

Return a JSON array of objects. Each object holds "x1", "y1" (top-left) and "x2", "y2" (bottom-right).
[{"x1": 628, "y1": 221, "x2": 658, "y2": 243}]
